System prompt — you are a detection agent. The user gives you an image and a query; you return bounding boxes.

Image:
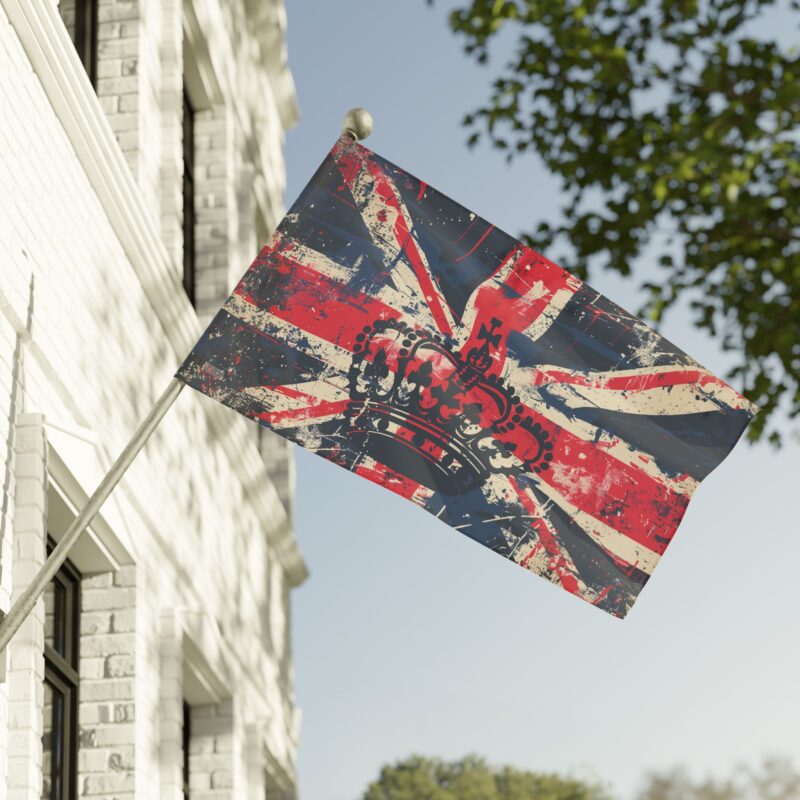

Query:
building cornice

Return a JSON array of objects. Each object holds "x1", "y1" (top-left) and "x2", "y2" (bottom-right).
[
  {"x1": 1, "y1": 0, "x2": 307, "y2": 586},
  {"x1": 244, "y1": 0, "x2": 299, "y2": 129},
  {"x1": 186, "y1": 0, "x2": 298, "y2": 233}
]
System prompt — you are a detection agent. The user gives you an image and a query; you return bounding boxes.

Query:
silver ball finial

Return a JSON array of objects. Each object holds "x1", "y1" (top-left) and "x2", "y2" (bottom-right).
[{"x1": 341, "y1": 108, "x2": 374, "y2": 142}]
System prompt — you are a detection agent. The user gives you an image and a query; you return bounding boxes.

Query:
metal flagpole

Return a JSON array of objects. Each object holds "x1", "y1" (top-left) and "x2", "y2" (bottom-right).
[
  {"x1": 0, "y1": 379, "x2": 184, "y2": 654},
  {"x1": 0, "y1": 109, "x2": 374, "y2": 657}
]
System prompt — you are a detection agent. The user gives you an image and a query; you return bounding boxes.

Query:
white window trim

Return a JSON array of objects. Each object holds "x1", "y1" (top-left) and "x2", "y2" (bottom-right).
[
  {"x1": 44, "y1": 421, "x2": 135, "y2": 575},
  {"x1": 182, "y1": 0, "x2": 224, "y2": 113},
  {"x1": 245, "y1": 722, "x2": 297, "y2": 800},
  {"x1": 159, "y1": 608, "x2": 233, "y2": 799},
  {"x1": 3, "y1": 0, "x2": 306, "y2": 584}
]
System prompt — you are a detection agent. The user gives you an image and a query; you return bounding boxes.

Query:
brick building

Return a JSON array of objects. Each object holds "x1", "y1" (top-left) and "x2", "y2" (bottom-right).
[{"x1": 0, "y1": 0, "x2": 306, "y2": 798}]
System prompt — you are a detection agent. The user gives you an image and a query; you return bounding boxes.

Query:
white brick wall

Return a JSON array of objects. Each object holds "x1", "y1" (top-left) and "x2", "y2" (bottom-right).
[
  {"x1": 95, "y1": 0, "x2": 164, "y2": 226},
  {"x1": 0, "y1": 0, "x2": 302, "y2": 796},
  {"x1": 7, "y1": 417, "x2": 47, "y2": 800},
  {"x1": 158, "y1": 612, "x2": 183, "y2": 800},
  {"x1": 158, "y1": 0, "x2": 183, "y2": 268},
  {"x1": 189, "y1": 701, "x2": 237, "y2": 799},
  {"x1": 77, "y1": 567, "x2": 139, "y2": 798},
  {"x1": 194, "y1": 103, "x2": 237, "y2": 323}
]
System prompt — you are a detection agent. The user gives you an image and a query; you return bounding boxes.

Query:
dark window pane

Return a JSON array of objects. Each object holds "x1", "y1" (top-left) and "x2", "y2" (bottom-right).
[
  {"x1": 56, "y1": 0, "x2": 98, "y2": 86},
  {"x1": 61, "y1": 572, "x2": 79, "y2": 671},
  {"x1": 43, "y1": 579, "x2": 65, "y2": 656},
  {"x1": 44, "y1": 540, "x2": 80, "y2": 669},
  {"x1": 183, "y1": 700, "x2": 191, "y2": 798},
  {"x1": 183, "y1": 89, "x2": 196, "y2": 305},
  {"x1": 42, "y1": 539, "x2": 81, "y2": 800},
  {"x1": 41, "y1": 679, "x2": 65, "y2": 800}
]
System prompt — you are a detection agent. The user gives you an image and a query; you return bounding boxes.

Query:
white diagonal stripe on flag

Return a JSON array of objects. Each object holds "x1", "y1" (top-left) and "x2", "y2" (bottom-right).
[
  {"x1": 335, "y1": 146, "x2": 458, "y2": 336},
  {"x1": 223, "y1": 293, "x2": 351, "y2": 370},
  {"x1": 531, "y1": 479, "x2": 661, "y2": 575}
]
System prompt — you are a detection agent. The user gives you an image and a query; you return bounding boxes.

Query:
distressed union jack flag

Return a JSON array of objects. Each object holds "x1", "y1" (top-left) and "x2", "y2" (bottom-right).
[{"x1": 177, "y1": 135, "x2": 757, "y2": 618}]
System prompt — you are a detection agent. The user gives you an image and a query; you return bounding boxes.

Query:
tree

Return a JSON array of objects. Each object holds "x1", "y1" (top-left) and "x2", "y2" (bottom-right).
[
  {"x1": 433, "y1": 0, "x2": 800, "y2": 443},
  {"x1": 636, "y1": 757, "x2": 800, "y2": 799},
  {"x1": 361, "y1": 754, "x2": 610, "y2": 800}
]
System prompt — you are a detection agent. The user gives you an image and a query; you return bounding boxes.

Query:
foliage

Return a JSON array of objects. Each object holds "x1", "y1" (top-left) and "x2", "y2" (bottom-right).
[
  {"x1": 361, "y1": 755, "x2": 800, "y2": 800},
  {"x1": 361, "y1": 754, "x2": 610, "y2": 800},
  {"x1": 636, "y1": 757, "x2": 800, "y2": 799},
  {"x1": 436, "y1": 0, "x2": 800, "y2": 442}
]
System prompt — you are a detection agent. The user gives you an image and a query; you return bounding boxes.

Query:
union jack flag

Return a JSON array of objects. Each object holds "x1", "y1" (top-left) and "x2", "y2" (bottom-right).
[{"x1": 177, "y1": 136, "x2": 757, "y2": 618}]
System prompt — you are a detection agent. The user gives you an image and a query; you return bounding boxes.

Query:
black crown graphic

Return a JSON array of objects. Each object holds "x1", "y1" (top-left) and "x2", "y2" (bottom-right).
[{"x1": 345, "y1": 318, "x2": 554, "y2": 496}]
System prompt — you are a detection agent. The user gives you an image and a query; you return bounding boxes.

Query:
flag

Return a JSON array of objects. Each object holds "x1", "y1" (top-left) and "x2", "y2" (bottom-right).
[{"x1": 176, "y1": 135, "x2": 757, "y2": 618}]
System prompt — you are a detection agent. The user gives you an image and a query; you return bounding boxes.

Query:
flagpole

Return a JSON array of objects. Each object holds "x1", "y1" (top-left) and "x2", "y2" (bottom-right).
[
  {"x1": 0, "y1": 109, "x2": 374, "y2": 657},
  {"x1": 0, "y1": 379, "x2": 184, "y2": 654}
]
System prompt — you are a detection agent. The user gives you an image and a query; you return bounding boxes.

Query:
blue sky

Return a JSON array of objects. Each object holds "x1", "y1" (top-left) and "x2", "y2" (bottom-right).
[{"x1": 282, "y1": 4, "x2": 800, "y2": 798}]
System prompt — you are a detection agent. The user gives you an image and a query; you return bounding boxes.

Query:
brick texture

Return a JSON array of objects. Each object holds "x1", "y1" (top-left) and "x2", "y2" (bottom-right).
[
  {"x1": 0, "y1": 0, "x2": 302, "y2": 796},
  {"x1": 7, "y1": 417, "x2": 47, "y2": 800},
  {"x1": 188, "y1": 700, "x2": 243, "y2": 800},
  {"x1": 77, "y1": 567, "x2": 138, "y2": 798}
]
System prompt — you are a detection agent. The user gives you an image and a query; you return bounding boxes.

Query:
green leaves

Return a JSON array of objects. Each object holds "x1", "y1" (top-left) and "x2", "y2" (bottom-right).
[
  {"x1": 363, "y1": 755, "x2": 800, "y2": 799},
  {"x1": 362, "y1": 755, "x2": 609, "y2": 800},
  {"x1": 442, "y1": 0, "x2": 800, "y2": 443}
]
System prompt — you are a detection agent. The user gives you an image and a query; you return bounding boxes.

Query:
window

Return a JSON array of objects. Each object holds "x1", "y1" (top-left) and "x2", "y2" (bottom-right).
[
  {"x1": 41, "y1": 538, "x2": 81, "y2": 800},
  {"x1": 57, "y1": 0, "x2": 98, "y2": 86},
  {"x1": 182, "y1": 700, "x2": 191, "y2": 799},
  {"x1": 183, "y1": 88, "x2": 197, "y2": 306}
]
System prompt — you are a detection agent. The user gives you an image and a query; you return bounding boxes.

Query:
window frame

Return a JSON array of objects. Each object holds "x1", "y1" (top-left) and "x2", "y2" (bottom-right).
[
  {"x1": 58, "y1": 0, "x2": 99, "y2": 87},
  {"x1": 42, "y1": 537, "x2": 81, "y2": 800},
  {"x1": 182, "y1": 700, "x2": 192, "y2": 799},
  {"x1": 182, "y1": 87, "x2": 197, "y2": 306}
]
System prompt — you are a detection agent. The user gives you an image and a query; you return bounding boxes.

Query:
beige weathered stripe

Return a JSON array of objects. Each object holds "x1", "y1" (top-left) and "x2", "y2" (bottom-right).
[
  {"x1": 522, "y1": 284, "x2": 579, "y2": 341},
  {"x1": 223, "y1": 293, "x2": 352, "y2": 371},
  {"x1": 242, "y1": 379, "x2": 349, "y2": 414},
  {"x1": 508, "y1": 362, "x2": 752, "y2": 414},
  {"x1": 456, "y1": 248, "x2": 528, "y2": 347},
  {"x1": 501, "y1": 368, "x2": 700, "y2": 497},
  {"x1": 343, "y1": 149, "x2": 458, "y2": 334},
  {"x1": 354, "y1": 454, "x2": 435, "y2": 507},
  {"x1": 532, "y1": 480, "x2": 661, "y2": 575},
  {"x1": 241, "y1": 387, "x2": 346, "y2": 430},
  {"x1": 279, "y1": 239, "x2": 427, "y2": 325},
  {"x1": 540, "y1": 381, "x2": 745, "y2": 416}
]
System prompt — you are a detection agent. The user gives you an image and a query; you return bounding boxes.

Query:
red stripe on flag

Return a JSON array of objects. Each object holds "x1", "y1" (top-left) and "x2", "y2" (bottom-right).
[
  {"x1": 259, "y1": 398, "x2": 351, "y2": 425},
  {"x1": 351, "y1": 334, "x2": 688, "y2": 554},
  {"x1": 235, "y1": 249, "x2": 403, "y2": 354},
  {"x1": 454, "y1": 224, "x2": 495, "y2": 263},
  {"x1": 527, "y1": 366, "x2": 734, "y2": 394},
  {"x1": 508, "y1": 476, "x2": 582, "y2": 595},
  {"x1": 366, "y1": 161, "x2": 455, "y2": 337},
  {"x1": 460, "y1": 246, "x2": 578, "y2": 375},
  {"x1": 332, "y1": 141, "x2": 455, "y2": 338},
  {"x1": 493, "y1": 412, "x2": 688, "y2": 554},
  {"x1": 352, "y1": 461, "x2": 427, "y2": 502}
]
